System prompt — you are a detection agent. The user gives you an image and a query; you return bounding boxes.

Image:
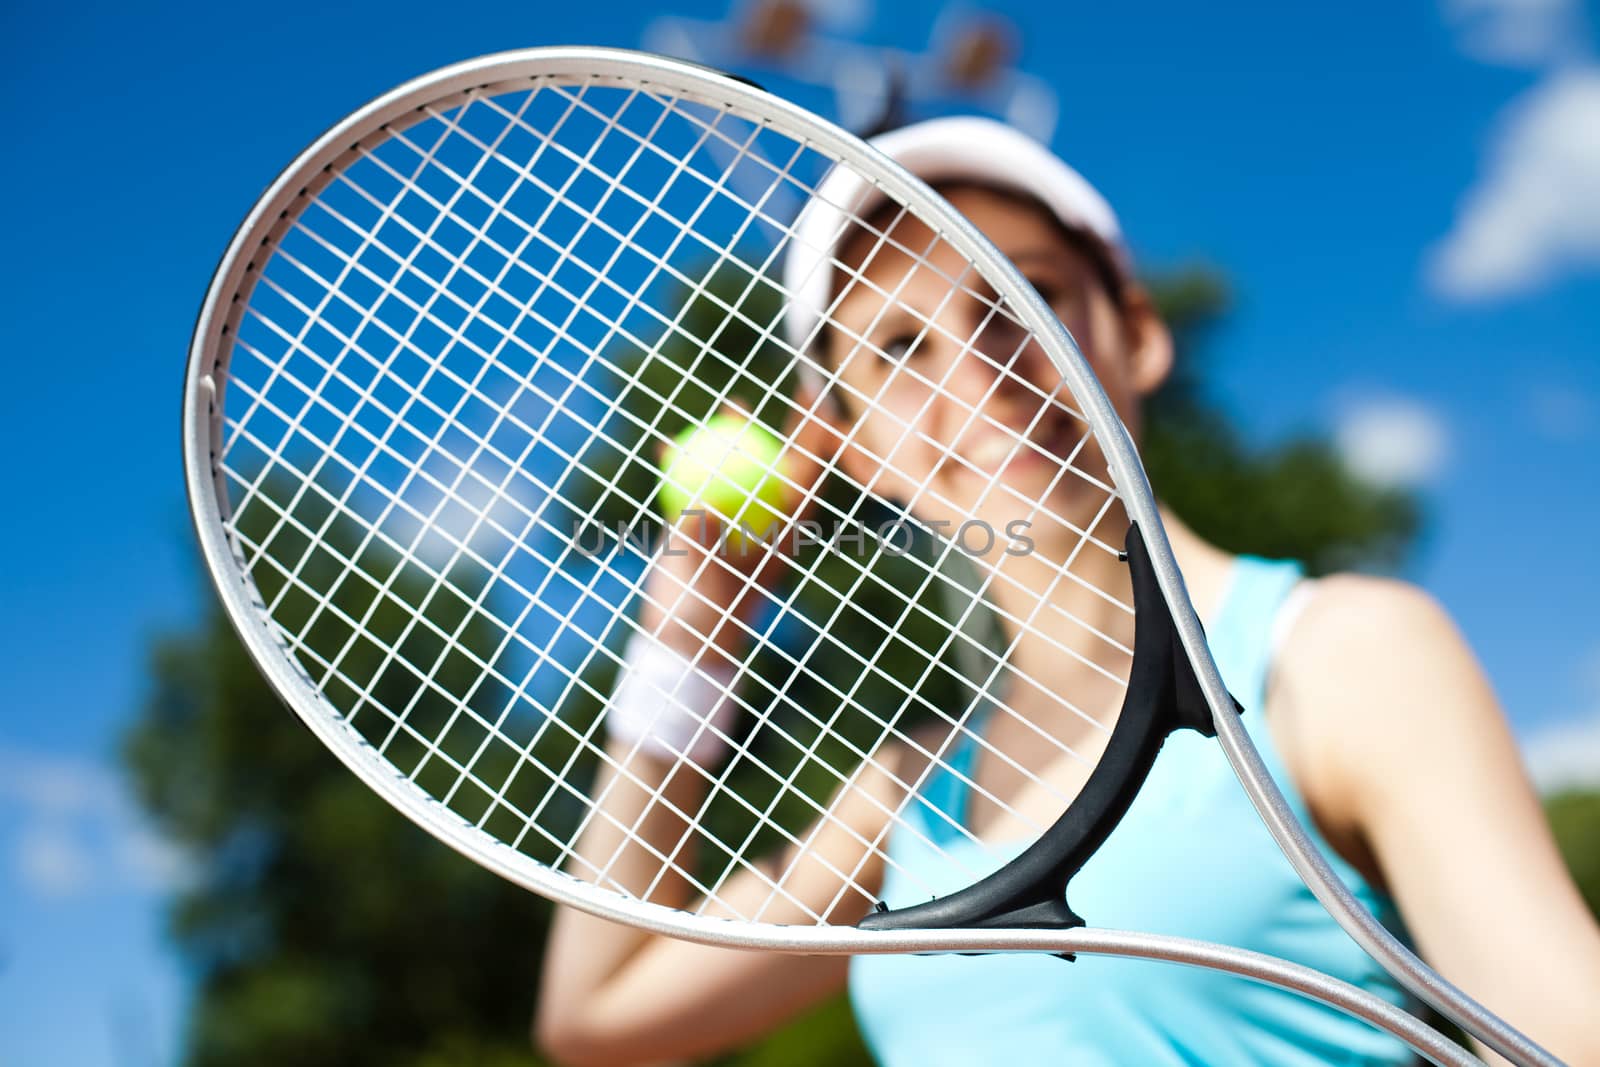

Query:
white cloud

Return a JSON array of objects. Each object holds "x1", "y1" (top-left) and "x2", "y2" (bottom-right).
[
  {"x1": 1524, "y1": 711, "x2": 1600, "y2": 791},
  {"x1": 16, "y1": 825, "x2": 94, "y2": 897},
  {"x1": 805, "y1": 0, "x2": 871, "y2": 32},
  {"x1": 0, "y1": 743, "x2": 195, "y2": 899},
  {"x1": 414, "y1": 451, "x2": 545, "y2": 569},
  {"x1": 1333, "y1": 395, "x2": 1451, "y2": 489},
  {"x1": 1523, "y1": 644, "x2": 1600, "y2": 791},
  {"x1": 0, "y1": 745, "x2": 116, "y2": 817},
  {"x1": 117, "y1": 826, "x2": 197, "y2": 893},
  {"x1": 1580, "y1": 642, "x2": 1600, "y2": 699},
  {"x1": 1429, "y1": 69, "x2": 1600, "y2": 300},
  {"x1": 1442, "y1": 0, "x2": 1590, "y2": 68}
]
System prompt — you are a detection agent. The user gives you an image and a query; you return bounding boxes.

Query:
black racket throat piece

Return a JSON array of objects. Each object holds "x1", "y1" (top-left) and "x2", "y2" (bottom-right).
[{"x1": 857, "y1": 521, "x2": 1239, "y2": 945}]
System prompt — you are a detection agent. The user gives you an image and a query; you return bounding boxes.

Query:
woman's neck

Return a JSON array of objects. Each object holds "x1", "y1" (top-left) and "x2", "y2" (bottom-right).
[{"x1": 979, "y1": 505, "x2": 1236, "y2": 734}]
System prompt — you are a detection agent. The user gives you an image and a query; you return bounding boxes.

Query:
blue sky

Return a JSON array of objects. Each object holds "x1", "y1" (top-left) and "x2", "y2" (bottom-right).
[{"x1": 3, "y1": 0, "x2": 1597, "y2": 1062}]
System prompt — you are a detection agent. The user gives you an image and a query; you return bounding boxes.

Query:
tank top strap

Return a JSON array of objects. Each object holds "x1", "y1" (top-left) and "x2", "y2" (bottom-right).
[
  {"x1": 1200, "y1": 555, "x2": 1333, "y2": 849},
  {"x1": 917, "y1": 701, "x2": 992, "y2": 843},
  {"x1": 1203, "y1": 555, "x2": 1306, "y2": 713}
]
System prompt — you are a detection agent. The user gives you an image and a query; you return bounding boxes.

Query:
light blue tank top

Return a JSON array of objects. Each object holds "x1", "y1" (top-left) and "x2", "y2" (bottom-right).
[{"x1": 850, "y1": 556, "x2": 1414, "y2": 1066}]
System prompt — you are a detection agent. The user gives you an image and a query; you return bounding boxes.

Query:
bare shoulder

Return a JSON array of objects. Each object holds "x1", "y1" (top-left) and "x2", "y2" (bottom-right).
[
  {"x1": 1276, "y1": 572, "x2": 1482, "y2": 710},
  {"x1": 1290, "y1": 572, "x2": 1456, "y2": 644},
  {"x1": 1268, "y1": 575, "x2": 1600, "y2": 1056},
  {"x1": 1269, "y1": 573, "x2": 1508, "y2": 834}
]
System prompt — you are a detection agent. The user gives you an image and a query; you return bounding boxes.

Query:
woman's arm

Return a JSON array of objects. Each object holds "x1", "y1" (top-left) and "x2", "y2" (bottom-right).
[
  {"x1": 537, "y1": 396, "x2": 877, "y2": 1065},
  {"x1": 1272, "y1": 576, "x2": 1600, "y2": 1066},
  {"x1": 536, "y1": 741, "x2": 899, "y2": 1066}
]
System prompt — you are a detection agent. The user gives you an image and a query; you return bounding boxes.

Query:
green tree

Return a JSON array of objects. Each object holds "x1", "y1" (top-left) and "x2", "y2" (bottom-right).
[
  {"x1": 126, "y1": 476, "x2": 556, "y2": 1067},
  {"x1": 1142, "y1": 268, "x2": 1420, "y2": 575},
  {"x1": 1545, "y1": 790, "x2": 1600, "y2": 920}
]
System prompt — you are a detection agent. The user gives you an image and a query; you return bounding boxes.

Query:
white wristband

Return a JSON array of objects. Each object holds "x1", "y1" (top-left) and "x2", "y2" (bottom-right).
[{"x1": 606, "y1": 631, "x2": 741, "y2": 765}]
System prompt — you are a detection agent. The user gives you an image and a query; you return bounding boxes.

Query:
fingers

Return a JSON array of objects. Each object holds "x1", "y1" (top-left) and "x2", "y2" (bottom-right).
[
  {"x1": 640, "y1": 385, "x2": 844, "y2": 666},
  {"x1": 695, "y1": 386, "x2": 840, "y2": 533},
  {"x1": 651, "y1": 385, "x2": 840, "y2": 579}
]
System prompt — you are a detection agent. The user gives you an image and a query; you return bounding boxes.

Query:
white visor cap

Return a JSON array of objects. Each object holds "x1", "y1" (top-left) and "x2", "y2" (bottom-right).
[{"x1": 781, "y1": 115, "x2": 1130, "y2": 384}]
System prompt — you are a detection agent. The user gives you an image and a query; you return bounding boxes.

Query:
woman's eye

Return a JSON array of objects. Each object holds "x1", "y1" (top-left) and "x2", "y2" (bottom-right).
[
  {"x1": 878, "y1": 334, "x2": 918, "y2": 362},
  {"x1": 1027, "y1": 279, "x2": 1091, "y2": 338}
]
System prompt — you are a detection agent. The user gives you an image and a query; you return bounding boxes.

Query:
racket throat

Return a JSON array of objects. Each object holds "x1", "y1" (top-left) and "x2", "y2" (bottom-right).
[{"x1": 857, "y1": 522, "x2": 1233, "y2": 948}]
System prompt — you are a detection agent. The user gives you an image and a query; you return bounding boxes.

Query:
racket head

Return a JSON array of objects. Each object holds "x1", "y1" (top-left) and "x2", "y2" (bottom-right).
[{"x1": 182, "y1": 45, "x2": 1219, "y2": 950}]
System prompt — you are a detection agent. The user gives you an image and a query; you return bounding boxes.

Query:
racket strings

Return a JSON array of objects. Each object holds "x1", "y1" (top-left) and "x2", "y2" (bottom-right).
[
  {"x1": 251, "y1": 169, "x2": 1131, "y2": 747},
  {"x1": 442, "y1": 79, "x2": 1123, "y2": 534},
  {"x1": 272, "y1": 143, "x2": 1133, "y2": 681},
  {"x1": 337, "y1": 93, "x2": 1100, "y2": 577},
  {"x1": 232, "y1": 103, "x2": 921, "y2": 908},
  {"x1": 807, "y1": 218, "x2": 1134, "y2": 673},
  {"x1": 232, "y1": 230, "x2": 1043, "y2": 915},
  {"x1": 218, "y1": 72, "x2": 1139, "y2": 925},
  {"x1": 236, "y1": 241, "x2": 1120, "y2": 870},
  {"x1": 226, "y1": 325, "x2": 982, "y2": 832},
  {"x1": 222, "y1": 391, "x2": 994, "y2": 917},
  {"x1": 223, "y1": 422, "x2": 962, "y2": 914},
  {"x1": 239, "y1": 249, "x2": 1027, "y2": 808},
  {"x1": 236, "y1": 160, "x2": 1100, "y2": 921},
  {"x1": 227, "y1": 514, "x2": 884, "y2": 924},
  {"x1": 230, "y1": 319, "x2": 992, "y2": 921}
]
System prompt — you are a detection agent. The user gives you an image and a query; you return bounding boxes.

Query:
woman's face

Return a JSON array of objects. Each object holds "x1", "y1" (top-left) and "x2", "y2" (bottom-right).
[{"x1": 827, "y1": 185, "x2": 1164, "y2": 549}]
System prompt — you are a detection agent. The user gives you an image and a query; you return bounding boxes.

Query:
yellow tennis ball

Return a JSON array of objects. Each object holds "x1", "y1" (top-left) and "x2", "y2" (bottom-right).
[{"x1": 658, "y1": 414, "x2": 790, "y2": 550}]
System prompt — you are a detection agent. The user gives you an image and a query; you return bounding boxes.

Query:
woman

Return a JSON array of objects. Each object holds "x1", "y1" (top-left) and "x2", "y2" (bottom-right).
[{"x1": 537, "y1": 117, "x2": 1600, "y2": 1066}]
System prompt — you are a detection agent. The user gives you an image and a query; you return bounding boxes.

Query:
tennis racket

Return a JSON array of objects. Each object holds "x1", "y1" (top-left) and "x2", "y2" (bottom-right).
[{"x1": 182, "y1": 47, "x2": 1554, "y2": 1067}]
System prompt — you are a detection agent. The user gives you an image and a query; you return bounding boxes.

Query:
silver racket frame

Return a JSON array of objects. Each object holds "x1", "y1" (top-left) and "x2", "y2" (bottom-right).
[{"x1": 181, "y1": 46, "x2": 1552, "y2": 1067}]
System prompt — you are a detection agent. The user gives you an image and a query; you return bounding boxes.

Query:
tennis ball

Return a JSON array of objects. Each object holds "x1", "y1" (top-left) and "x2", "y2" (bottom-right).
[{"x1": 658, "y1": 414, "x2": 791, "y2": 551}]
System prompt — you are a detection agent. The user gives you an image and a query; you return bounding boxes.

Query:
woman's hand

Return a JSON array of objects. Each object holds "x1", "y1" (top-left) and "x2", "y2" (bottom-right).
[
  {"x1": 638, "y1": 387, "x2": 838, "y2": 671},
  {"x1": 536, "y1": 388, "x2": 871, "y2": 1067}
]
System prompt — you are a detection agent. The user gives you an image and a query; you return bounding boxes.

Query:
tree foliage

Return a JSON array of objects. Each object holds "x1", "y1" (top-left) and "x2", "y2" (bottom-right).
[
  {"x1": 126, "y1": 474, "x2": 556, "y2": 1066},
  {"x1": 1545, "y1": 790, "x2": 1600, "y2": 920},
  {"x1": 1141, "y1": 268, "x2": 1420, "y2": 575},
  {"x1": 128, "y1": 618, "x2": 556, "y2": 1065}
]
